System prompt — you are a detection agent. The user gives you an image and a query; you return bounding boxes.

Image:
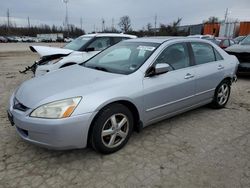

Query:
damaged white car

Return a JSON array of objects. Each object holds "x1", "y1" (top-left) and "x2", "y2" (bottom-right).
[{"x1": 22, "y1": 33, "x2": 137, "y2": 76}]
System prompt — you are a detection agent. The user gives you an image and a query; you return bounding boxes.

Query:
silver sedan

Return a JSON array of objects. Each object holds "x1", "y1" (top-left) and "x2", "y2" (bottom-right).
[{"x1": 8, "y1": 37, "x2": 238, "y2": 154}]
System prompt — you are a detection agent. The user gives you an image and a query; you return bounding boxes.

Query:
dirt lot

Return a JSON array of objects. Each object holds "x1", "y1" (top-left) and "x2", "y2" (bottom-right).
[{"x1": 0, "y1": 43, "x2": 250, "y2": 188}]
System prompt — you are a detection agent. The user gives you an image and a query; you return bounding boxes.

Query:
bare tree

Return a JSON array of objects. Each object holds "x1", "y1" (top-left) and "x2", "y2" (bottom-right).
[
  {"x1": 118, "y1": 16, "x2": 131, "y2": 33},
  {"x1": 204, "y1": 16, "x2": 220, "y2": 23}
]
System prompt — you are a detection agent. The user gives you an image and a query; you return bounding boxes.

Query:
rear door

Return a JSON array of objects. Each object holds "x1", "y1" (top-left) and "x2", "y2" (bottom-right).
[
  {"x1": 190, "y1": 42, "x2": 224, "y2": 103},
  {"x1": 143, "y1": 42, "x2": 196, "y2": 123}
]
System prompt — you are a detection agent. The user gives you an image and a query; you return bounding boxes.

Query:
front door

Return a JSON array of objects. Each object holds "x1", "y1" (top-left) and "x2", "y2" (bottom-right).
[{"x1": 143, "y1": 42, "x2": 196, "y2": 123}]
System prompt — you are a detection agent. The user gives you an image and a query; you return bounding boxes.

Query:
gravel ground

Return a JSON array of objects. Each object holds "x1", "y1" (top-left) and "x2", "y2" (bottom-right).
[{"x1": 0, "y1": 43, "x2": 250, "y2": 188}]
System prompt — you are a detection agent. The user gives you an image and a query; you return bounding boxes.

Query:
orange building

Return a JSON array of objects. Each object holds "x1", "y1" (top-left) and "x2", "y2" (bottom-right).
[
  {"x1": 239, "y1": 22, "x2": 250, "y2": 36},
  {"x1": 203, "y1": 23, "x2": 220, "y2": 37}
]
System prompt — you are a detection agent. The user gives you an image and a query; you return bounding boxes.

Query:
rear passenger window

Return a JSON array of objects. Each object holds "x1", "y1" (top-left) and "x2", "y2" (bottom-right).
[
  {"x1": 191, "y1": 43, "x2": 216, "y2": 65},
  {"x1": 155, "y1": 43, "x2": 190, "y2": 70},
  {"x1": 222, "y1": 40, "x2": 230, "y2": 47},
  {"x1": 88, "y1": 37, "x2": 112, "y2": 51}
]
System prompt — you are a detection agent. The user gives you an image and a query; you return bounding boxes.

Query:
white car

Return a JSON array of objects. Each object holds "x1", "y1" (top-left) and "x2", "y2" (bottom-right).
[{"x1": 30, "y1": 33, "x2": 137, "y2": 77}]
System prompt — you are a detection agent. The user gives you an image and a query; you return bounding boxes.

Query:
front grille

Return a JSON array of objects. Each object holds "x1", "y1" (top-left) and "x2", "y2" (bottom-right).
[{"x1": 13, "y1": 98, "x2": 29, "y2": 112}]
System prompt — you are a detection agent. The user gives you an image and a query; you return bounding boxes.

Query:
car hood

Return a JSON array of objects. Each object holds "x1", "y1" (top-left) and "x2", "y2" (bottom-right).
[
  {"x1": 30, "y1": 45, "x2": 73, "y2": 57},
  {"x1": 225, "y1": 44, "x2": 250, "y2": 53},
  {"x1": 15, "y1": 65, "x2": 124, "y2": 108}
]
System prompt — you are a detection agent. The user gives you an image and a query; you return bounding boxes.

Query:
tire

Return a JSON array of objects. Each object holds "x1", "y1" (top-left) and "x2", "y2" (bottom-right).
[
  {"x1": 90, "y1": 103, "x2": 134, "y2": 154},
  {"x1": 211, "y1": 80, "x2": 231, "y2": 109}
]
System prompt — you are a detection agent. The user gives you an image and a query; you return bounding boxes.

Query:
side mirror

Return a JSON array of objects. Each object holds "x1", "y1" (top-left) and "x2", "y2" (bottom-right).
[
  {"x1": 146, "y1": 63, "x2": 170, "y2": 77},
  {"x1": 155, "y1": 63, "x2": 170, "y2": 74}
]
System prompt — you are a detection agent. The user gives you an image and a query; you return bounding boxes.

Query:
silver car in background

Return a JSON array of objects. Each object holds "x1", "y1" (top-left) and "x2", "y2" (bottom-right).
[{"x1": 8, "y1": 37, "x2": 238, "y2": 154}]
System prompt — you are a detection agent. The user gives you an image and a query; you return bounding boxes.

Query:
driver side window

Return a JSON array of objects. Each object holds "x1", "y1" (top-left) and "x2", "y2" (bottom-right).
[
  {"x1": 87, "y1": 37, "x2": 112, "y2": 51},
  {"x1": 155, "y1": 43, "x2": 190, "y2": 70}
]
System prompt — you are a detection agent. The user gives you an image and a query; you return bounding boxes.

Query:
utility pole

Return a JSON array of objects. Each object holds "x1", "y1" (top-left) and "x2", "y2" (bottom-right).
[
  {"x1": 154, "y1": 14, "x2": 157, "y2": 36},
  {"x1": 7, "y1": 9, "x2": 10, "y2": 30},
  {"x1": 102, "y1": 18, "x2": 105, "y2": 32},
  {"x1": 27, "y1": 16, "x2": 30, "y2": 28},
  {"x1": 80, "y1": 17, "x2": 83, "y2": 31},
  {"x1": 112, "y1": 18, "x2": 115, "y2": 32},
  {"x1": 63, "y1": 0, "x2": 69, "y2": 36},
  {"x1": 224, "y1": 8, "x2": 228, "y2": 23},
  {"x1": 224, "y1": 8, "x2": 229, "y2": 37}
]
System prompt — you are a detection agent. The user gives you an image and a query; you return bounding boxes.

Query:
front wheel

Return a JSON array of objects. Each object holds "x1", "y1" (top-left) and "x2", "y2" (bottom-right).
[
  {"x1": 211, "y1": 80, "x2": 231, "y2": 108},
  {"x1": 90, "y1": 104, "x2": 134, "y2": 154}
]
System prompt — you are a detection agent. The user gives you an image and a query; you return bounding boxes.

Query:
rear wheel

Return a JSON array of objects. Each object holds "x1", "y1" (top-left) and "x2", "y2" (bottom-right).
[
  {"x1": 90, "y1": 104, "x2": 133, "y2": 154},
  {"x1": 211, "y1": 80, "x2": 231, "y2": 108}
]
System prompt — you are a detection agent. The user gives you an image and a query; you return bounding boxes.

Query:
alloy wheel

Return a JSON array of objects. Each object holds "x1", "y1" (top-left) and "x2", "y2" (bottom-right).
[
  {"x1": 101, "y1": 113, "x2": 129, "y2": 148},
  {"x1": 217, "y1": 83, "x2": 229, "y2": 106}
]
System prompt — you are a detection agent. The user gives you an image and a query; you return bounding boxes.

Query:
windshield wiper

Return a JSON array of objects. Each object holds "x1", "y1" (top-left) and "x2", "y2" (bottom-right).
[{"x1": 87, "y1": 65, "x2": 110, "y2": 73}]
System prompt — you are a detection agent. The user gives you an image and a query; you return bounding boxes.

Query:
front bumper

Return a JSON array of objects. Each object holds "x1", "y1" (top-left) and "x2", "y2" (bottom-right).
[{"x1": 8, "y1": 104, "x2": 97, "y2": 150}]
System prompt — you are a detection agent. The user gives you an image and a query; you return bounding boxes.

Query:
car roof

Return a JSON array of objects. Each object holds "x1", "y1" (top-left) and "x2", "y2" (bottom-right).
[
  {"x1": 122, "y1": 37, "x2": 222, "y2": 47},
  {"x1": 123, "y1": 36, "x2": 190, "y2": 44},
  {"x1": 81, "y1": 33, "x2": 137, "y2": 38}
]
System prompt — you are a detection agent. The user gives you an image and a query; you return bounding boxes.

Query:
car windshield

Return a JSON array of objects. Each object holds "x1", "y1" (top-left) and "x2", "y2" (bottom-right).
[
  {"x1": 64, "y1": 36, "x2": 92, "y2": 51},
  {"x1": 240, "y1": 36, "x2": 250, "y2": 45},
  {"x1": 234, "y1": 36, "x2": 245, "y2": 42},
  {"x1": 82, "y1": 42, "x2": 159, "y2": 75}
]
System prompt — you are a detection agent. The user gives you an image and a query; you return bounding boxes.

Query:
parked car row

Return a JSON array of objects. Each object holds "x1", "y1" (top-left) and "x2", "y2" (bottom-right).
[
  {"x1": 8, "y1": 33, "x2": 239, "y2": 154},
  {"x1": 0, "y1": 35, "x2": 74, "y2": 43},
  {"x1": 188, "y1": 34, "x2": 249, "y2": 49}
]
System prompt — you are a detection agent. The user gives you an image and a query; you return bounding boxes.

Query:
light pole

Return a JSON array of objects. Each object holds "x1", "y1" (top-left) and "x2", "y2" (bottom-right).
[{"x1": 63, "y1": 0, "x2": 69, "y2": 36}]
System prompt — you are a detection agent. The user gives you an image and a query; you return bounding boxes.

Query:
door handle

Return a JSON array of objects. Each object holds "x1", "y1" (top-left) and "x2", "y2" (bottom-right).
[
  {"x1": 184, "y1": 73, "x2": 194, "y2": 79},
  {"x1": 218, "y1": 65, "x2": 224, "y2": 70}
]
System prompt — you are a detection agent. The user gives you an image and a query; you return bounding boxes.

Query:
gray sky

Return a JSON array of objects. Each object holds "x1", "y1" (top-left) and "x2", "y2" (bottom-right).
[{"x1": 0, "y1": 0, "x2": 250, "y2": 32}]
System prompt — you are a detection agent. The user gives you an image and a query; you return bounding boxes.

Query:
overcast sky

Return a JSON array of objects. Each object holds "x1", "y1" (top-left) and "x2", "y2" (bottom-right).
[{"x1": 0, "y1": 0, "x2": 250, "y2": 32}]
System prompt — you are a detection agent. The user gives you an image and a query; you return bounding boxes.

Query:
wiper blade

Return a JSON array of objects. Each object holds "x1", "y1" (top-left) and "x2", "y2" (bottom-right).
[{"x1": 88, "y1": 66, "x2": 110, "y2": 72}]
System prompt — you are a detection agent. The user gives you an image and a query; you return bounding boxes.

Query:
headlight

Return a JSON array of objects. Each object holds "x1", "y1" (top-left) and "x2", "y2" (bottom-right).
[{"x1": 30, "y1": 97, "x2": 82, "y2": 119}]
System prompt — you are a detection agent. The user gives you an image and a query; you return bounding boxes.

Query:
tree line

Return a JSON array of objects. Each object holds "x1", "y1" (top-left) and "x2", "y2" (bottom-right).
[
  {"x1": 0, "y1": 15, "x2": 219, "y2": 38},
  {"x1": 0, "y1": 24, "x2": 85, "y2": 38}
]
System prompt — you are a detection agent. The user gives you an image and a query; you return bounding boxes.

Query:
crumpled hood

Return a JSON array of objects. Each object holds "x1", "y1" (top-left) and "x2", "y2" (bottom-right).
[
  {"x1": 30, "y1": 45, "x2": 73, "y2": 57},
  {"x1": 15, "y1": 65, "x2": 123, "y2": 108},
  {"x1": 225, "y1": 44, "x2": 250, "y2": 53}
]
